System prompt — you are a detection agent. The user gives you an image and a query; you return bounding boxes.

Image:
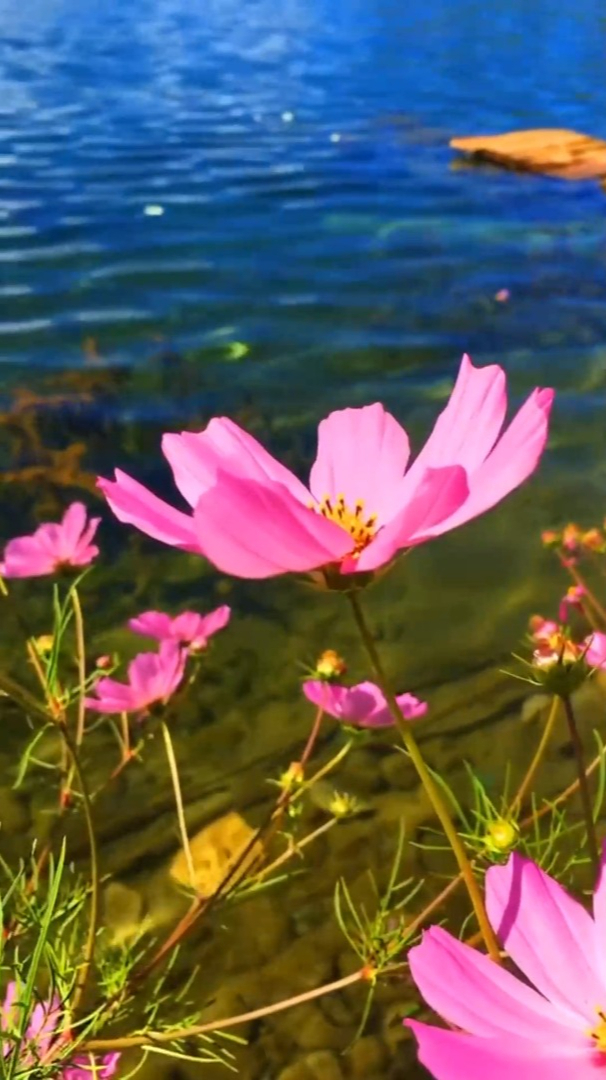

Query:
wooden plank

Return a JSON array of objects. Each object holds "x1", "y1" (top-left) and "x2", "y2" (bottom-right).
[{"x1": 450, "y1": 128, "x2": 606, "y2": 180}]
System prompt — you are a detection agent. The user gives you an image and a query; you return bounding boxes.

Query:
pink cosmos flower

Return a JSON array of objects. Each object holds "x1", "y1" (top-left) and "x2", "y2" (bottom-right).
[
  {"x1": 0, "y1": 503, "x2": 100, "y2": 579},
  {"x1": 84, "y1": 640, "x2": 186, "y2": 715},
  {"x1": 528, "y1": 615, "x2": 560, "y2": 644},
  {"x1": 302, "y1": 679, "x2": 427, "y2": 727},
  {"x1": 408, "y1": 849, "x2": 606, "y2": 1080},
  {"x1": 584, "y1": 631, "x2": 606, "y2": 670},
  {"x1": 559, "y1": 585, "x2": 586, "y2": 622},
  {"x1": 1, "y1": 981, "x2": 119, "y2": 1079},
  {"x1": 128, "y1": 604, "x2": 231, "y2": 651},
  {"x1": 99, "y1": 355, "x2": 553, "y2": 580}
]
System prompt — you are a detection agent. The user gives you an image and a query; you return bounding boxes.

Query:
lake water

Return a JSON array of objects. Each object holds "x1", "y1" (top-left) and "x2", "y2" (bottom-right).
[{"x1": 1, "y1": 0, "x2": 606, "y2": 1077}]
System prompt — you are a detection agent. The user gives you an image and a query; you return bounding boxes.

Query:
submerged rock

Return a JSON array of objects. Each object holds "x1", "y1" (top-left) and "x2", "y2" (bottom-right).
[{"x1": 169, "y1": 809, "x2": 263, "y2": 896}]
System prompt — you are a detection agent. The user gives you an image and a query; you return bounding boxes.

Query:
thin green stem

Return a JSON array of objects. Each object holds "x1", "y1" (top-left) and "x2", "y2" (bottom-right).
[
  {"x1": 347, "y1": 590, "x2": 500, "y2": 963},
  {"x1": 65, "y1": 731, "x2": 99, "y2": 1016},
  {"x1": 510, "y1": 696, "x2": 559, "y2": 815},
  {"x1": 71, "y1": 588, "x2": 87, "y2": 747},
  {"x1": 161, "y1": 720, "x2": 196, "y2": 892},
  {"x1": 561, "y1": 694, "x2": 600, "y2": 876}
]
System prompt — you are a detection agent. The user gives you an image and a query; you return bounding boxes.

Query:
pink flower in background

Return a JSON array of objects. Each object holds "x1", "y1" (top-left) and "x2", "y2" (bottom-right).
[
  {"x1": 584, "y1": 631, "x2": 606, "y2": 670},
  {"x1": 99, "y1": 355, "x2": 553, "y2": 579},
  {"x1": 528, "y1": 615, "x2": 560, "y2": 643},
  {"x1": 407, "y1": 849, "x2": 606, "y2": 1080},
  {"x1": 0, "y1": 503, "x2": 100, "y2": 579},
  {"x1": 559, "y1": 585, "x2": 586, "y2": 622},
  {"x1": 128, "y1": 604, "x2": 231, "y2": 650},
  {"x1": 85, "y1": 640, "x2": 186, "y2": 715},
  {"x1": 302, "y1": 679, "x2": 427, "y2": 727},
  {"x1": 1, "y1": 981, "x2": 120, "y2": 1079}
]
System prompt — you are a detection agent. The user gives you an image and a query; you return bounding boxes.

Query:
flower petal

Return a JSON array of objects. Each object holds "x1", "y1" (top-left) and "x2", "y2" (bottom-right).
[
  {"x1": 352, "y1": 465, "x2": 469, "y2": 572},
  {"x1": 98, "y1": 470, "x2": 200, "y2": 552},
  {"x1": 193, "y1": 472, "x2": 352, "y2": 578},
  {"x1": 486, "y1": 853, "x2": 603, "y2": 1019},
  {"x1": 437, "y1": 387, "x2": 554, "y2": 530},
  {"x1": 162, "y1": 418, "x2": 310, "y2": 508},
  {"x1": 593, "y1": 843, "x2": 606, "y2": 986},
  {"x1": 302, "y1": 681, "x2": 385, "y2": 725},
  {"x1": 309, "y1": 404, "x2": 410, "y2": 523},
  {"x1": 409, "y1": 926, "x2": 583, "y2": 1041},
  {"x1": 196, "y1": 604, "x2": 231, "y2": 639},
  {"x1": 60, "y1": 503, "x2": 87, "y2": 552},
  {"x1": 406, "y1": 355, "x2": 507, "y2": 480},
  {"x1": 395, "y1": 692, "x2": 428, "y2": 721},
  {"x1": 85, "y1": 678, "x2": 134, "y2": 714},
  {"x1": 407, "y1": 1021, "x2": 595, "y2": 1080},
  {"x1": 584, "y1": 632, "x2": 606, "y2": 670},
  {"x1": 128, "y1": 611, "x2": 173, "y2": 640},
  {"x1": 1, "y1": 537, "x2": 54, "y2": 578}
]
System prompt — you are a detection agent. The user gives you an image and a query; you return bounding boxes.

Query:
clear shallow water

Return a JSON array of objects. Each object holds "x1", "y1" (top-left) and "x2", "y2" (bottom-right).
[{"x1": 1, "y1": 2, "x2": 606, "y2": 1076}]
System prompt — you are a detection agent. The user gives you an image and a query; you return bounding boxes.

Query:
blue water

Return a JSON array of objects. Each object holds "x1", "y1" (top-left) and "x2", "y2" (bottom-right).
[{"x1": 0, "y1": 0, "x2": 605, "y2": 425}]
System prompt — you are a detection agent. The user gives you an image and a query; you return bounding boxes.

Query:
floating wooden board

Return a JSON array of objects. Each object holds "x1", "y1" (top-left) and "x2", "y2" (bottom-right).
[{"x1": 450, "y1": 128, "x2": 606, "y2": 180}]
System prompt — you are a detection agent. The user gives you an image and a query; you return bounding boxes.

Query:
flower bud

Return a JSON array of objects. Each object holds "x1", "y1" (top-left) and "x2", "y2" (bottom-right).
[
  {"x1": 327, "y1": 791, "x2": 360, "y2": 818},
  {"x1": 484, "y1": 818, "x2": 519, "y2": 855},
  {"x1": 33, "y1": 634, "x2": 54, "y2": 656},
  {"x1": 313, "y1": 649, "x2": 347, "y2": 681}
]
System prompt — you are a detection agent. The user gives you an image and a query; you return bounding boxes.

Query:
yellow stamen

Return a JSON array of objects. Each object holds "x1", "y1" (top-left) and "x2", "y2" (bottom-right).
[
  {"x1": 316, "y1": 493, "x2": 377, "y2": 556},
  {"x1": 589, "y1": 1007, "x2": 606, "y2": 1052}
]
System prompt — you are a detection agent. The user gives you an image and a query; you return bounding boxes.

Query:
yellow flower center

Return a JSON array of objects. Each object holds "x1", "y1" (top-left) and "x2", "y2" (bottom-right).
[
  {"x1": 317, "y1": 494, "x2": 377, "y2": 555},
  {"x1": 589, "y1": 1008, "x2": 606, "y2": 1051}
]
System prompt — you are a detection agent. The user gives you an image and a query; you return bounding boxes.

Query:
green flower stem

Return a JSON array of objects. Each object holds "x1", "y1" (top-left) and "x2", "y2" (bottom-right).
[
  {"x1": 347, "y1": 590, "x2": 501, "y2": 963},
  {"x1": 561, "y1": 694, "x2": 600, "y2": 876},
  {"x1": 71, "y1": 587, "x2": 87, "y2": 747},
  {"x1": 64, "y1": 730, "x2": 99, "y2": 1017},
  {"x1": 161, "y1": 720, "x2": 197, "y2": 892},
  {"x1": 510, "y1": 695, "x2": 559, "y2": 815}
]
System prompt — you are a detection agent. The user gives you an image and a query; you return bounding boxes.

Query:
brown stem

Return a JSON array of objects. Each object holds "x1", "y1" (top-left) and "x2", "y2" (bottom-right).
[
  {"x1": 561, "y1": 694, "x2": 600, "y2": 876},
  {"x1": 82, "y1": 969, "x2": 365, "y2": 1052},
  {"x1": 299, "y1": 706, "x2": 324, "y2": 770},
  {"x1": 565, "y1": 561, "x2": 606, "y2": 627}
]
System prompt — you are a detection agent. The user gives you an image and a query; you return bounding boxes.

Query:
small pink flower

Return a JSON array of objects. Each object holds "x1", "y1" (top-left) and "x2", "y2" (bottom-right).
[
  {"x1": 494, "y1": 288, "x2": 510, "y2": 302},
  {"x1": 584, "y1": 631, "x2": 606, "y2": 670},
  {"x1": 559, "y1": 585, "x2": 586, "y2": 622},
  {"x1": 84, "y1": 640, "x2": 186, "y2": 715},
  {"x1": 99, "y1": 356, "x2": 553, "y2": 580},
  {"x1": 407, "y1": 848, "x2": 606, "y2": 1080},
  {"x1": 302, "y1": 679, "x2": 427, "y2": 727},
  {"x1": 528, "y1": 615, "x2": 559, "y2": 643},
  {"x1": 128, "y1": 605, "x2": 231, "y2": 651},
  {"x1": 0, "y1": 503, "x2": 100, "y2": 579},
  {"x1": 1, "y1": 981, "x2": 119, "y2": 1079}
]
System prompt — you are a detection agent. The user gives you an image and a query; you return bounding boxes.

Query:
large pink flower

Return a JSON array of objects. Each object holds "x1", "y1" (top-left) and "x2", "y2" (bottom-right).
[
  {"x1": 99, "y1": 356, "x2": 553, "y2": 580},
  {"x1": 1, "y1": 981, "x2": 120, "y2": 1079},
  {"x1": 303, "y1": 679, "x2": 427, "y2": 727},
  {"x1": 84, "y1": 640, "x2": 186, "y2": 715},
  {"x1": 128, "y1": 605, "x2": 231, "y2": 651},
  {"x1": 0, "y1": 503, "x2": 100, "y2": 579},
  {"x1": 407, "y1": 850, "x2": 606, "y2": 1080}
]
